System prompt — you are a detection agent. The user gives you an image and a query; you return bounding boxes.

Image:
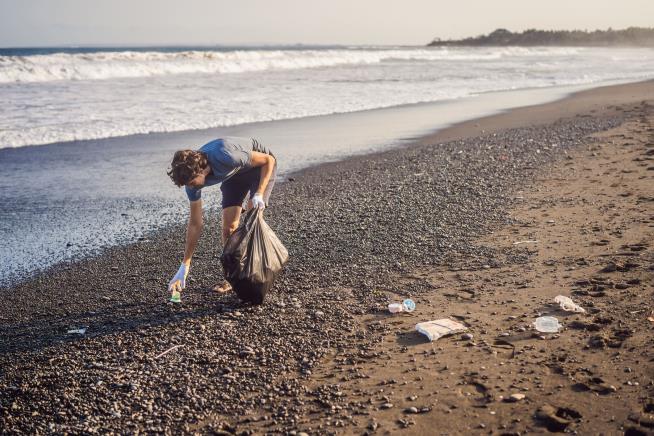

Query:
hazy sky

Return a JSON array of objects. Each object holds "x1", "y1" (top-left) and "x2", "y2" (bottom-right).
[{"x1": 1, "y1": 0, "x2": 652, "y2": 47}]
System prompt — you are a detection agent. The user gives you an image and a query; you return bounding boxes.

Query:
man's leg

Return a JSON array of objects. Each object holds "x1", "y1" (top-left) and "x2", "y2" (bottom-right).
[
  {"x1": 221, "y1": 205, "x2": 242, "y2": 246},
  {"x1": 213, "y1": 205, "x2": 242, "y2": 293}
]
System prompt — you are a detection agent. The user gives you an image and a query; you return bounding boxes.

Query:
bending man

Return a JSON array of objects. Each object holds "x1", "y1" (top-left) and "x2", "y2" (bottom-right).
[{"x1": 166, "y1": 137, "x2": 277, "y2": 302}]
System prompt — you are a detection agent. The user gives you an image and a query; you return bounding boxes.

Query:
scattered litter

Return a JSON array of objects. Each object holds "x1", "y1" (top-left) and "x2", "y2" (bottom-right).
[
  {"x1": 67, "y1": 328, "x2": 87, "y2": 335},
  {"x1": 154, "y1": 345, "x2": 183, "y2": 359},
  {"x1": 533, "y1": 316, "x2": 562, "y2": 333},
  {"x1": 554, "y1": 295, "x2": 586, "y2": 313},
  {"x1": 415, "y1": 319, "x2": 467, "y2": 341},
  {"x1": 389, "y1": 299, "x2": 416, "y2": 314},
  {"x1": 513, "y1": 240, "x2": 538, "y2": 245},
  {"x1": 170, "y1": 290, "x2": 181, "y2": 303}
]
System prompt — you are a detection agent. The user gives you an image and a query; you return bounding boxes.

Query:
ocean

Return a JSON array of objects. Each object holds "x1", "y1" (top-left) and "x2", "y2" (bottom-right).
[
  {"x1": 0, "y1": 45, "x2": 653, "y2": 285},
  {"x1": 2, "y1": 45, "x2": 653, "y2": 149}
]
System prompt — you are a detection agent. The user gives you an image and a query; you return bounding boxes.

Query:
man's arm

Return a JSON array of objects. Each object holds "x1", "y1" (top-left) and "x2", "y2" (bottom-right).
[
  {"x1": 183, "y1": 199, "x2": 203, "y2": 264},
  {"x1": 169, "y1": 199, "x2": 203, "y2": 294},
  {"x1": 249, "y1": 151, "x2": 276, "y2": 196}
]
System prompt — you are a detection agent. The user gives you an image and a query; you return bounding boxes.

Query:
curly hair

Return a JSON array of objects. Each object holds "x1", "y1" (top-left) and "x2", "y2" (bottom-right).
[{"x1": 167, "y1": 150, "x2": 208, "y2": 187}]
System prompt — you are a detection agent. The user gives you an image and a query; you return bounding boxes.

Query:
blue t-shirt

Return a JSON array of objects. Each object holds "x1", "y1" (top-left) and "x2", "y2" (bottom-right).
[{"x1": 185, "y1": 137, "x2": 255, "y2": 202}]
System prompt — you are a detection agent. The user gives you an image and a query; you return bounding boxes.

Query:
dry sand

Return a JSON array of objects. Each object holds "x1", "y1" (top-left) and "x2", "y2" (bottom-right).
[{"x1": 295, "y1": 89, "x2": 654, "y2": 434}]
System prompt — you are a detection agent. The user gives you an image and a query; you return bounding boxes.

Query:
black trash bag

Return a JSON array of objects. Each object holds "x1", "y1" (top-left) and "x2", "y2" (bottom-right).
[{"x1": 220, "y1": 208, "x2": 289, "y2": 305}]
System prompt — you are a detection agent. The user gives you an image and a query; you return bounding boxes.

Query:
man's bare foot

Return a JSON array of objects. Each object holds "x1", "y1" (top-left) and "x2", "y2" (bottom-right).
[{"x1": 213, "y1": 282, "x2": 232, "y2": 294}]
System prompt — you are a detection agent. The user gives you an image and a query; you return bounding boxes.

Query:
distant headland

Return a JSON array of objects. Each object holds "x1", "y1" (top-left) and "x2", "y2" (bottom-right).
[{"x1": 428, "y1": 27, "x2": 654, "y2": 47}]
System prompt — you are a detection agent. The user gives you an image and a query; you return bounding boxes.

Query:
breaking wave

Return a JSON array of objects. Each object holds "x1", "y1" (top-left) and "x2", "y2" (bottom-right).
[{"x1": 0, "y1": 47, "x2": 582, "y2": 83}]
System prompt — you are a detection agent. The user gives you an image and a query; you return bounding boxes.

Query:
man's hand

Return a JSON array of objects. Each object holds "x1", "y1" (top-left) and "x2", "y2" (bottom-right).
[
  {"x1": 168, "y1": 262, "x2": 190, "y2": 293},
  {"x1": 251, "y1": 193, "x2": 265, "y2": 210}
]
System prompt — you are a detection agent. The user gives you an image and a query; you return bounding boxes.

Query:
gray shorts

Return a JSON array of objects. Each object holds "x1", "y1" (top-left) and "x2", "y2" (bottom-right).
[{"x1": 220, "y1": 162, "x2": 277, "y2": 209}]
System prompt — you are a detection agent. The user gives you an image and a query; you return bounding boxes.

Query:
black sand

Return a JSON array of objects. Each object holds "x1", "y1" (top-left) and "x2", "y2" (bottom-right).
[{"x1": 0, "y1": 82, "x2": 649, "y2": 433}]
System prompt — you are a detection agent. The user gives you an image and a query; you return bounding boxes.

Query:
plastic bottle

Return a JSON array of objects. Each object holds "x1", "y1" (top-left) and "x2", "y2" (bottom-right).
[
  {"x1": 388, "y1": 298, "x2": 416, "y2": 313},
  {"x1": 533, "y1": 316, "x2": 562, "y2": 333}
]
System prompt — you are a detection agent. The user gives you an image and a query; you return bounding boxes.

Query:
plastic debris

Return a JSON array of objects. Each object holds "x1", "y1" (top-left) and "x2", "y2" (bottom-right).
[
  {"x1": 533, "y1": 316, "x2": 562, "y2": 333},
  {"x1": 554, "y1": 295, "x2": 585, "y2": 313},
  {"x1": 170, "y1": 290, "x2": 181, "y2": 303},
  {"x1": 67, "y1": 328, "x2": 86, "y2": 335},
  {"x1": 389, "y1": 298, "x2": 416, "y2": 314},
  {"x1": 415, "y1": 319, "x2": 467, "y2": 341},
  {"x1": 154, "y1": 345, "x2": 183, "y2": 359},
  {"x1": 513, "y1": 240, "x2": 539, "y2": 245}
]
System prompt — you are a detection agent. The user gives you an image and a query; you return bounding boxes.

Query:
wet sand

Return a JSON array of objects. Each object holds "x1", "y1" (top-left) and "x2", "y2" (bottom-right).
[{"x1": 0, "y1": 80, "x2": 652, "y2": 434}]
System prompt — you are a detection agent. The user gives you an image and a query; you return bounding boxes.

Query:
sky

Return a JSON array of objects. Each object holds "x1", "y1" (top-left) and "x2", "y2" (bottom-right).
[{"x1": 0, "y1": 0, "x2": 652, "y2": 47}]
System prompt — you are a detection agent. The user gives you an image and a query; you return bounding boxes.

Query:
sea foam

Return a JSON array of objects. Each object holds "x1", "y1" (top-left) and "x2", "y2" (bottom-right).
[{"x1": 1, "y1": 46, "x2": 652, "y2": 149}]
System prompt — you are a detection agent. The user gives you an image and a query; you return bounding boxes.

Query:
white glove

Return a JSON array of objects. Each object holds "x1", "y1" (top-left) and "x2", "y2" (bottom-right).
[
  {"x1": 168, "y1": 262, "x2": 189, "y2": 292},
  {"x1": 251, "y1": 193, "x2": 266, "y2": 210}
]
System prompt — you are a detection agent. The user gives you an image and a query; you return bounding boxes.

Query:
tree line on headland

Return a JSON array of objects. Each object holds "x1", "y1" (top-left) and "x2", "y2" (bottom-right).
[{"x1": 428, "y1": 27, "x2": 654, "y2": 47}]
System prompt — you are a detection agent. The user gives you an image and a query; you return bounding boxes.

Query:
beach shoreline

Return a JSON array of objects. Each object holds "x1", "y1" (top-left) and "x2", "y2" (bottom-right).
[
  {"x1": 2, "y1": 79, "x2": 652, "y2": 288},
  {"x1": 7, "y1": 80, "x2": 641, "y2": 289},
  {"x1": 0, "y1": 80, "x2": 652, "y2": 434}
]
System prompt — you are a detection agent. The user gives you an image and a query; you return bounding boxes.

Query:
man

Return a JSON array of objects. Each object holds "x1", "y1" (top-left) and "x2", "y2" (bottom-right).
[{"x1": 166, "y1": 137, "x2": 277, "y2": 302}]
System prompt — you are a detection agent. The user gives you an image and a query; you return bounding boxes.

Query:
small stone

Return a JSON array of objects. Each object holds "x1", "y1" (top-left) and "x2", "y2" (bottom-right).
[
  {"x1": 462, "y1": 333, "x2": 474, "y2": 341},
  {"x1": 381, "y1": 403, "x2": 393, "y2": 409},
  {"x1": 239, "y1": 346, "x2": 255, "y2": 357},
  {"x1": 505, "y1": 393, "x2": 526, "y2": 402},
  {"x1": 405, "y1": 407, "x2": 418, "y2": 414}
]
